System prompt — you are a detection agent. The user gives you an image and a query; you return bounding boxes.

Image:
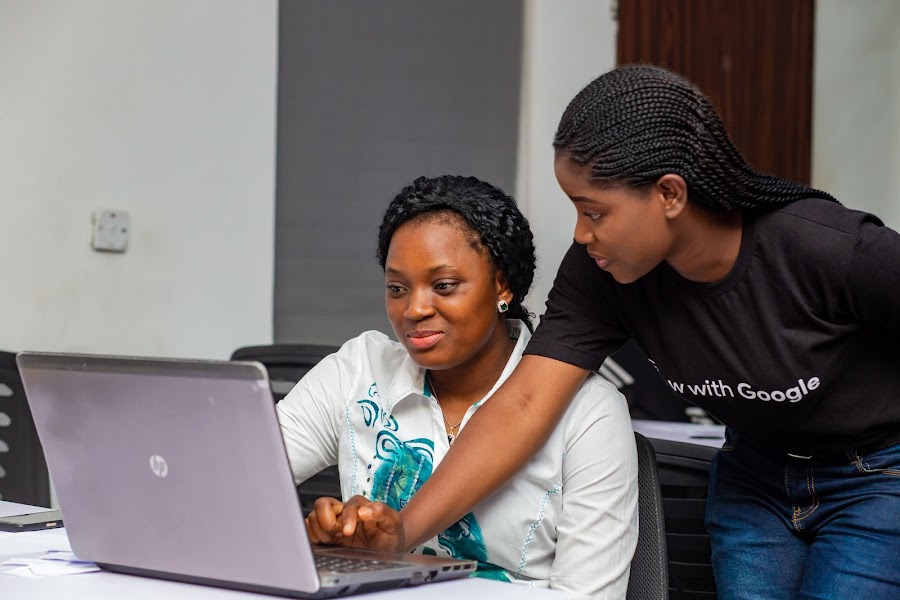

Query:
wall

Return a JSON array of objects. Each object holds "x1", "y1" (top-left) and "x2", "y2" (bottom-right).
[
  {"x1": 515, "y1": 0, "x2": 617, "y2": 316},
  {"x1": 0, "y1": 0, "x2": 278, "y2": 359},
  {"x1": 813, "y1": 0, "x2": 900, "y2": 228},
  {"x1": 273, "y1": 0, "x2": 523, "y2": 345}
]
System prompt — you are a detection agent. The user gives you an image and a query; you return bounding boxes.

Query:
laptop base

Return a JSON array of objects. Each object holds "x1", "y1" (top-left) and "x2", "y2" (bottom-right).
[{"x1": 97, "y1": 562, "x2": 429, "y2": 599}]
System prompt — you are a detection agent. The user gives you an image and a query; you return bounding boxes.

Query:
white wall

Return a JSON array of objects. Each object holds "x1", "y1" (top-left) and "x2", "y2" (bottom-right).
[
  {"x1": 0, "y1": 0, "x2": 278, "y2": 359},
  {"x1": 515, "y1": 0, "x2": 617, "y2": 317},
  {"x1": 813, "y1": 0, "x2": 900, "y2": 229}
]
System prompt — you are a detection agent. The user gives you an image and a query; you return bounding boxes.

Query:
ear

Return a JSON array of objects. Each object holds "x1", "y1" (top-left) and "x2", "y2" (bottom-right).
[
  {"x1": 494, "y1": 271, "x2": 513, "y2": 305},
  {"x1": 654, "y1": 174, "x2": 688, "y2": 219}
]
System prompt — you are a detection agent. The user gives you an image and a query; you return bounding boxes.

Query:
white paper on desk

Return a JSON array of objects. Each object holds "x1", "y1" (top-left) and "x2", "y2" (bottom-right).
[
  {"x1": 0, "y1": 526, "x2": 71, "y2": 557},
  {"x1": 1, "y1": 550, "x2": 99, "y2": 577},
  {"x1": 632, "y1": 419, "x2": 725, "y2": 448}
]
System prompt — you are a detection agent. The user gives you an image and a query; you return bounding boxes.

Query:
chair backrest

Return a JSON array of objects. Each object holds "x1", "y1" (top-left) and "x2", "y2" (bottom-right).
[
  {"x1": 650, "y1": 438, "x2": 718, "y2": 599},
  {"x1": 626, "y1": 432, "x2": 669, "y2": 600},
  {"x1": 230, "y1": 343, "x2": 342, "y2": 513},
  {"x1": 0, "y1": 350, "x2": 51, "y2": 506}
]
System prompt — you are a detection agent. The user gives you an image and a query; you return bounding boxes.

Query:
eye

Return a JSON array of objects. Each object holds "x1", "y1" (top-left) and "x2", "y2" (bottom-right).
[
  {"x1": 434, "y1": 281, "x2": 459, "y2": 294},
  {"x1": 583, "y1": 211, "x2": 602, "y2": 222},
  {"x1": 386, "y1": 283, "x2": 406, "y2": 296}
]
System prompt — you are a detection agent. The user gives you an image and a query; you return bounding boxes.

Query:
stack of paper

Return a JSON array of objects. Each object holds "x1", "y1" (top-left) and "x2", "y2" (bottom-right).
[{"x1": 1, "y1": 550, "x2": 99, "y2": 577}]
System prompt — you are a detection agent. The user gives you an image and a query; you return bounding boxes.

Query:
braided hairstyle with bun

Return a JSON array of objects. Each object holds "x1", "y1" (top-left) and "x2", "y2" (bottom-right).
[
  {"x1": 377, "y1": 175, "x2": 537, "y2": 330},
  {"x1": 554, "y1": 64, "x2": 836, "y2": 211}
]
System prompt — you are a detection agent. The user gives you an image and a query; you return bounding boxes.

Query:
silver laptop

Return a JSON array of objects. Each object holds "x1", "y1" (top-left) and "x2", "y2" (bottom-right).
[{"x1": 17, "y1": 352, "x2": 475, "y2": 598}]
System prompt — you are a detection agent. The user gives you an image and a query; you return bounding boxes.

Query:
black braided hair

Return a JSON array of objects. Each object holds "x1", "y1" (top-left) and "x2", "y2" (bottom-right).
[
  {"x1": 377, "y1": 175, "x2": 537, "y2": 330},
  {"x1": 554, "y1": 64, "x2": 837, "y2": 211}
]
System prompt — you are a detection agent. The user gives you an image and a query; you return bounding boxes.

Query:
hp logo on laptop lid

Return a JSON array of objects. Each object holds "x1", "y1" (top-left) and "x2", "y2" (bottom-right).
[{"x1": 149, "y1": 455, "x2": 169, "y2": 478}]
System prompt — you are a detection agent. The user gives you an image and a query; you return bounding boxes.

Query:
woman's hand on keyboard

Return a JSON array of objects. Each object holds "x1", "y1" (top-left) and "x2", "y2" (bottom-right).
[{"x1": 305, "y1": 495, "x2": 406, "y2": 552}]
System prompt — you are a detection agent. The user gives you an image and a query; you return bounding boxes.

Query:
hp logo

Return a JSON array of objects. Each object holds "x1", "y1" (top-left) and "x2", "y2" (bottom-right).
[{"x1": 149, "y1": 454, "x2": 169, "y2": 478}]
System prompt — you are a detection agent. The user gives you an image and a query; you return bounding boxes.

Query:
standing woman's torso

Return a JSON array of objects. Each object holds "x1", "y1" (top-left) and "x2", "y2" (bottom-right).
[{"x1": 528, "y1": 198, "x2": 900, "y2": 454}]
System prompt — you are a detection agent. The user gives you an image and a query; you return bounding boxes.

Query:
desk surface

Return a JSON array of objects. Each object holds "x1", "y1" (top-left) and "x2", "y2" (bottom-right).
[
  {"x1": 632, "y1": 419, "x2": 725, "y2": 448},
  {"x1": 0, "y1": 502, "x2": 575, "y2": 600}
]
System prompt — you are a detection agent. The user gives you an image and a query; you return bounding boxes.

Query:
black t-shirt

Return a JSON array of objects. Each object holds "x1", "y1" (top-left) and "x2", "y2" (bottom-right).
[{"x1": 527, "y1": 198, "x2": 900, "y2": 454}]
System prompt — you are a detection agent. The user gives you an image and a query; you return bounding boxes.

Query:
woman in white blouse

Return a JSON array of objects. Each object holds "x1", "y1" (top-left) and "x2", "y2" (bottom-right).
[{"x1": 276, "y1": 175, "x2": 638, "y2": 598}]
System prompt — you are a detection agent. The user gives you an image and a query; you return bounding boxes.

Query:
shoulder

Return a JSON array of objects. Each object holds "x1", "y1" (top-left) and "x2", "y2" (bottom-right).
[
  {"x1": 759, "y1": 198, "x2": 883, "y2": 245},
  {"x1": 747, "y1": 199, "x2": 892, "y2": 281},
  {"x1": 296, "y1": 331, "x2": 407, "y2": 390},
  {"x1": 563, "y1": 372, "x2": 631, "y2": 434},
  {"x1": 335, "y1": 330, "x2": 405, "y2": 361}
]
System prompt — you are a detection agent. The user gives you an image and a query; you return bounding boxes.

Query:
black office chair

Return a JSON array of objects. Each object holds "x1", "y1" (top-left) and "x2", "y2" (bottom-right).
[
  {"x1": 230, "y1": 344, "x2": 343, "y2": 514},
  {"x1": 0, "y1": 350, "x2": 51, "y2": 506},
  {"x1": 650, "y1": 438, "x2": 718, "y2": 600},
  {"x1": 626, "y1": 432, "x2": 670, "y2": 600}
]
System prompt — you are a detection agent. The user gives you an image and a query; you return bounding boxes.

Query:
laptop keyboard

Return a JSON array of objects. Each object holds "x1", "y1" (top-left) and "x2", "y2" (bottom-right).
[{"x1": 314, "y1": 554, "x2": 410, "y2": 574}]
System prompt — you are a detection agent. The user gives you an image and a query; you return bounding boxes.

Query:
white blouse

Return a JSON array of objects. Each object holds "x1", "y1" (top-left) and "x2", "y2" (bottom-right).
[{"x1": 276, "y1": 321, "x2": 638, "y2": 598}]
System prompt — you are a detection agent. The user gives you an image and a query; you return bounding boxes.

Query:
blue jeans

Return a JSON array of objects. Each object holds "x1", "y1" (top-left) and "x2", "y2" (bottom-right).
[{"x1": 705, "y1": 430, "x2": 900, "y2": 600}]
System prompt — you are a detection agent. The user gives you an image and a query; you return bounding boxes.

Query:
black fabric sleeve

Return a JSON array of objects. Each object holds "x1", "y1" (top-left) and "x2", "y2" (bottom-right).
[
  {"x1": 842, "y1": 216, "x2": 900, "y2": 331},
  {"x1": 526, "y1": 242, "x2": 631, "y2": 371}
]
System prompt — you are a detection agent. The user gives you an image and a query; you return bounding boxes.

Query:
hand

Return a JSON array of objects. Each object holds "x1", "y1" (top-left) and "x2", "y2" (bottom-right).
[{"x1": 305, "y1": 495, "x2": 406, "y2": 552}]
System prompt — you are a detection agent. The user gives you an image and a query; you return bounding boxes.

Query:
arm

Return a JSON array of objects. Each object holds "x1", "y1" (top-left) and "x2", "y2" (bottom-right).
[
  {"x1": 276, "y1": 345, "x2": 353, "y2": 484},
  {"x1": 400, "y1": 354, "x2": 589, "y2": 549},
  {"x1": 551, "y1": 377, "x2": 639, "y2": 598},
  {"x1": 842, "y1": 217, "x2": 900, "y2": 329}
]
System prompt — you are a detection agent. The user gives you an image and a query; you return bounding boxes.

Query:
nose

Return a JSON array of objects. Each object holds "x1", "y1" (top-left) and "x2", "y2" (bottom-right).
[
  {"x1": 573, "y1": 217, "x2": 596, "y2": 245},
  {"x1": 404, "y1": 287, "x2": 435, "y2": 320}
]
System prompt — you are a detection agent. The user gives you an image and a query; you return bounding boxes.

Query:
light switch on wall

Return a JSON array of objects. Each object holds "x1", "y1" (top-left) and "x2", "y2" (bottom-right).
[{"x1": 91, "y1": 209, "x2": 130, "y2": 252}]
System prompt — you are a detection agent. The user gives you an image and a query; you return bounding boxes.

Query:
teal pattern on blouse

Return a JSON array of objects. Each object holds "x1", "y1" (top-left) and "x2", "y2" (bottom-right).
[{"x1": 356, "y1": 396, "x2": 510, "y2": 581}]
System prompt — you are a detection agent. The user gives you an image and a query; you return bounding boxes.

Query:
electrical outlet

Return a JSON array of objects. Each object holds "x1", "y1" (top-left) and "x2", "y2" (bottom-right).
[{"x1": 91, "y1": 209, "x2": 130, "y2": 252}]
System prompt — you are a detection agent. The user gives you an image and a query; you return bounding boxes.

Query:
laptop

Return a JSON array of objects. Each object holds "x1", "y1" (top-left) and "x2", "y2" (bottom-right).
[{"x1": 16, "y1": 352, "x2": 476, "y2": 598}]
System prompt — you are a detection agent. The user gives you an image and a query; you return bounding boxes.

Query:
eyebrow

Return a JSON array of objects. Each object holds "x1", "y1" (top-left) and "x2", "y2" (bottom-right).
[
  {"x1": 385, "y1": 264, "x2": 457, "y2": 276},
  {"x1": 571, "y1": 196, "x2": 602, "y2": 205}
]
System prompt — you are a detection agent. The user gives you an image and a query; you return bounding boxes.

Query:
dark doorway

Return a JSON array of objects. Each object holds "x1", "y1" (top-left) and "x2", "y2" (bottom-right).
[{"x1": 617, "y1": 0, "x2": 815, "y2": 184}]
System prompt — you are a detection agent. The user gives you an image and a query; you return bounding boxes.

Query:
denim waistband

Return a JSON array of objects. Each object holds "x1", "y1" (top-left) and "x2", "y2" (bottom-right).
[
  {"x1": 731, "y1": 429, "x2": 900, "y2": 464},
  {"x1": 784, "y1": 432, "x2": 900, "y2": 462}
]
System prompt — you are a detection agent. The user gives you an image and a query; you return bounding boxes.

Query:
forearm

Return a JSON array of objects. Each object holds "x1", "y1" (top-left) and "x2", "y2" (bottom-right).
[{"x1": 400, "y1": 355, "x2": 589, "y2": 549}]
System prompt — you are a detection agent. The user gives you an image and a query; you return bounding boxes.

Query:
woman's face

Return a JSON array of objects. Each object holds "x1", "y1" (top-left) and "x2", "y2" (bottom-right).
[
  {"x1": 554, "y1": 156, "x2": 677, "y2": 284},
  {"x1": 384, "y1": 214, "x2": 512, "y2": 372}
]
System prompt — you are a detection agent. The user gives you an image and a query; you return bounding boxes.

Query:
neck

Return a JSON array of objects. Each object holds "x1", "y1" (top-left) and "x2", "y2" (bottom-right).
[
  {"x1": 427, "y1": 326, "x2": 516, "y2": 412},
  {"x1": 667, "y1": 205, "x2": 743, "y2": 283}
]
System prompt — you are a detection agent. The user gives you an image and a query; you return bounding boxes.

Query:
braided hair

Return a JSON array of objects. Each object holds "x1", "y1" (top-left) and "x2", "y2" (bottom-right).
[
  {"x1": 554, "y1": 64, "x2": 836, "y2": 211},
  {"x1": 377, "y1": 175, "x2": 536, "y2": 330}
]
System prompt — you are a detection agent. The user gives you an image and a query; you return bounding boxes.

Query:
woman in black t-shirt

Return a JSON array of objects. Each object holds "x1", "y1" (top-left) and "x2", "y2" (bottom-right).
[{"x1": 305, "y1": 65, "x2": 900, "y2": 600}]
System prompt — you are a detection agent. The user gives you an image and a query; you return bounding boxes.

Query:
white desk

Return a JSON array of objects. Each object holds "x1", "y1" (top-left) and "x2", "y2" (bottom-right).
[
  {"x1": 0, "y1": 502, "x2": 576, "y2": 600},
  {"x1": 632, "y1": 419, "x2": 725, "y2": 448}
]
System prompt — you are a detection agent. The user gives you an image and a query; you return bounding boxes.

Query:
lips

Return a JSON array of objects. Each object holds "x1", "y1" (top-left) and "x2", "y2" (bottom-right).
[
  {"x1": 407, "y1": 331, "x2": 443, "y2": 350},
  {"x1": 588, "y1": 253, "x2": 612, "y2": 270}
]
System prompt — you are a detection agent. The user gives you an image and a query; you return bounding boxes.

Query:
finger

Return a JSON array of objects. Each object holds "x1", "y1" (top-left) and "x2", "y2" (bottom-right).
[
  {"x1": 358, "y1": 502, "x2": 402, "y2": 534},
  {"x1": 312, "y1": 497, "x2": 343, "y2": 532},
  {"x1": 340, "y1": 495, "x2": 369, "y2": 537},
  {"x1": 309, "y1": 513, "x2": 344, "y2": 545},
  {"x1": 306, "y1": 513, "x2": 332, "y2": 545}
]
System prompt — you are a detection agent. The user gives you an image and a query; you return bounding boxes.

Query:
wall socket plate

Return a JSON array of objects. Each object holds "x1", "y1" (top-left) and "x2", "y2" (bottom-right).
[{"x1": 91, "y1": 209, "x2": 130, "y2": 252}]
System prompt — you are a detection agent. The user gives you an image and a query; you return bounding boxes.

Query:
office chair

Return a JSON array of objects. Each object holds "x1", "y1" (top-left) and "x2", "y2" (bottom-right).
[
  {"x1": 230, "y1": 343, "x2": 343, "y2": 513},
  {"x1": 0, "y1": 350, "x2": 51, "y2": 506},
  {"x1": 650, "y1": 438, "x2": 718, "y2": 600},
  {"x1": 626, "y1": 432, "x2": 670, "y2": 600}
]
